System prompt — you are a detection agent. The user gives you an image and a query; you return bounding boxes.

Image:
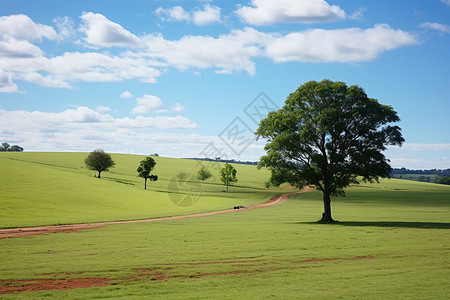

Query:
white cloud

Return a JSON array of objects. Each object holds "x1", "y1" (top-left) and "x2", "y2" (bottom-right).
[
  {"x1": 156, "y1": 4, "x2": 221, "y2": 25},
  {"x1": 96, "y1": 106, "x2": 111, "y2": 113},
  {"x1": 0, "y1": 107, "x2": 198, "y2": 152},
  {"x1": 53, "y1": 16, "x2": 76, "y2": 40},
  {"x1": 0, "y1": 51, "x2": 162, "y2": 88},
  {"x1": 441, "y1": 0, "x2": 450, "y2": 6},
  {"x1": 420, "y1": 22, "x2": 450, "y2": 35},
  {"x1": 131, "y1": 95, "x2": 188, "y2": 114},
  {"x1": 0, "y1": 13, "x2": 420, "y2": 92},
  {"x1": 156, "y1": 6, "x2": 190, "y2": 22},
  {"x1": 236, "y1": 0, "x2": 346, "y2": 26},
  {"x1": 172, "y1": 103, "x2": 186, "y2": 112},
  {"x1": 120, "y1": 90, "x2": 134, "y2": 98},
  {"x1": 192, "y1": 4, "x2": 222, "y2": 25},
  {"x1": 0, "y1": 14, "x2": 58, "y2": 41},
  {"x1": 265, "y1": 24, "x2": 418, "y2": 63},
  {"x1": 0, "y1": 70, "x2": 19, "y2": 93},
  {"x1": 79, "y1": 12, "x2": 141, "y2": 48},
  {"x1": 142, "y1": 27, "x2": 268, "y2": 75},
  {"x1": 386, "y1": 143, "x2": 450, "y2": 169},
  {"x1": 0, "y1": 36, "x2": 43, "y2": 58},
  {"x1": 390, "y1": 158, "x2": 450, "y2": 170},
  {"x1": 131, "y1": 95, "x2": 164, "y2": 114}
]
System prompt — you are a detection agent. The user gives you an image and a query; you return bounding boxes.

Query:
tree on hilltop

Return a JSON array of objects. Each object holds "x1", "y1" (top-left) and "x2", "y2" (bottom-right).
[
  {"x1": 84, "y1": 149, "x2": 115, "y2": 178},
  {"x1": 220, "y1": 163, "x2": 238, "y2": 192},
  {"x1": 256, "y1": 80, "x2": 404, "y2": 222},
  {"x1": 1, "y1": 143, "x2": 10, "y2": 151},
  {"x1": 137, "y1": 157, "x2": 158, "y2": 189}
]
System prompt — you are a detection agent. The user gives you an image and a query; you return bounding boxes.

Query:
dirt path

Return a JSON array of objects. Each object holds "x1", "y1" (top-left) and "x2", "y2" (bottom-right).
[{"x1": 0, "y1": 187, "x2": 313, "y2": 239}]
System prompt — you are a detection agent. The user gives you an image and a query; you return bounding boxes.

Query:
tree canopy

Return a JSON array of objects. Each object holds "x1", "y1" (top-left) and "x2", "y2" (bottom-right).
[
  {"x1": 84, "y1": 149, "x2": 115, "y2": 178},
  {"x1": 137, "y1": 157, "x2": 157, "y2": 189},
  {"x1": 197, "y1": 166, "x2": 212, "y2": 182},
  {"x1": 220, "y1": 163, "x2": 238, "y2": 192},
  {"x1": 256, "y1": 80, "x2": 404, "y2": 222},
  {"x1": 0, "y1": 142, "x2": 23, "y2": 152},
  {"x1": 436, "y1": 176, "x2": 450, "y2": 185}
]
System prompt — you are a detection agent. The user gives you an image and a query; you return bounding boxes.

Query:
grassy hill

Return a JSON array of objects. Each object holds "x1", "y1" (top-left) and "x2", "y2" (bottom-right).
[
  {"x1": 0, "y1": 152, "x2": 277, "y2": 228},
  {"x1": 1, "y1": 152, "x2": 449, "y2": 299}
]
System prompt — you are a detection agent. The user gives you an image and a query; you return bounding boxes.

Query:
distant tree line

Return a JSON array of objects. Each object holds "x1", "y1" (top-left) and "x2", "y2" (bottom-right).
[
  {"x1": 391, "y1": 168, "x2": 450, "y2": 177},
  {"x1": 436, "y1": 176, "x2": 450, "y2": 185},
  {"x1": 186, "y1": 157, "x2": 258, "y2": 166},
  {"x1": 0, "y1": 142, "x2": 23, "y2": 152}
]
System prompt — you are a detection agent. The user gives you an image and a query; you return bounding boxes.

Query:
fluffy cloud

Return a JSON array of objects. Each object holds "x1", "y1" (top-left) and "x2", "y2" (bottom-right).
[
  {"x1": 155, "y1": 6, "x2": 190, "y2": 22},
  {"x1": 131, "y1": 95, "x2": 188, "y2": 114},
  {"x1": 53, "y1": 16, "x2": 76, "y2": 40},
  {"x1": 0, "y1": 14, "x2": 58, "y2": 41},
  {"x1": 265, "y1": 24, "x2": 418, "y2": 63},
  {"x1": 0, "y1": 51, "x2": 162, "y2": 89},
  {"x1": 420, "y1": 22, "x2": 450, "y2": 35},
  {"x1": 441, "y1": 0, "x2": 450, "y2": 6},
  {"x1": 0, "y1": 107, "x2": 203, "y2": 157},
  {"x1": 79, "y1": 12, "x2": 141, "y2": 48},
  {"x1": 141, "y1": 27, "x2": 267, "y2": 75},
  {"x1": 132, "y1": 95, "x2": 164, "y2": 114},
  {"x1": 172, "y1": 103, "x2": 186, "y2": 112},
  {"x1": 156, "y1": 4, "x2": 221, "y2": 26},
  {"x1": 120, "y1": 90, "x2": 134, "y2": 98},
  {"x1": 0, "y1": 12, "x2": 419, "y2": 92},
  {"x1": 192, "y1": 4, "x2": 222, "y2": 25},
  {"x1": 236, "y1": 0, "x2": 346, "y2": 25},
  {"x1": 0, "y1": 70, "x2": 18, "y2": 93}
]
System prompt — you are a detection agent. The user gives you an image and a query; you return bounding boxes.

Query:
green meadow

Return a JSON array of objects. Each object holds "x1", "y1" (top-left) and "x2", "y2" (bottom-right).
[
  {"x1": 0, "y1": 152, "x2": 449, "y2": 299},
  {"x1": 0, "y1": 152, "x2": 277, "y2": 228}
]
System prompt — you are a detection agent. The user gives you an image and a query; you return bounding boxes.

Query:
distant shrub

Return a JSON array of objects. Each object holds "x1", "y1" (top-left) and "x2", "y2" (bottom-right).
[{"x1": 436, "y1": 176, "x2": 450, "y2": 185}]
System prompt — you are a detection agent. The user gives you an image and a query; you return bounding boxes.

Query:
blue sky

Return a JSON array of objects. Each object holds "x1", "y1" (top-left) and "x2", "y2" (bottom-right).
[{"x1": 0, "y1": 0, "x2": 449, "y2": 169}]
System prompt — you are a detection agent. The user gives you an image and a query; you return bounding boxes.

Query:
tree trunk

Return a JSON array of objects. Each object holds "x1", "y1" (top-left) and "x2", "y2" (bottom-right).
[
  {"x1": 144, "y1": 178, "x2": 147, "y2": 190},
  {"x1": 98, "y1": 171, "x2": 101, "y2": 178},
  {"x1": 226, "y1": 183, "x2": 229, "y2": 192},
  {"x1": 321, "y1": 193, "x2": 336, "y2": 222}
]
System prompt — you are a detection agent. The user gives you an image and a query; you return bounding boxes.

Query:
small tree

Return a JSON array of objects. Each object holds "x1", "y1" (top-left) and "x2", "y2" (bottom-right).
[
  {"x1": 137, "y1": 157, "x2": 157, "y2": 189},
  {"x1": 1, "y1": 142, "x2": 10, "y2": 151},
  {"x1": 220, "y1": 163, "x2": 238, "y2": 192},
  {"x1": 197, "y1": 166, "x2": 212, "y2": 181},
  {"x1": 84, "y1": 149, "x2": 115, "y2": 178},
  {"x1": 10, "y1": 145, "x2": 24, "y2": 152}
]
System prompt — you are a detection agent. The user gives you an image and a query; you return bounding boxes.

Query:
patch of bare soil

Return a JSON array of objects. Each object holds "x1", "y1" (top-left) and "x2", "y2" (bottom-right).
[
  {"x1": 0, "y1": 187, "x2": 313, "y2": 239},
  {"x1": 180, "y1": 270, "x2": 249, "y2": 278},
  {"x1": 0, "y1": 278, "x2": 110, "y2": 294},
  {"x1": 294, "y1": 256, "x2": 376, "y2": 264},
  {"x1": 164, "y1": 259, "x2": 260, "y2": 265}
]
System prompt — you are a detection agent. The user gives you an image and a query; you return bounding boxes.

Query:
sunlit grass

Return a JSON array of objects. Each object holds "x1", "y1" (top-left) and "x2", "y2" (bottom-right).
[
  {"x1": 0, "y1": 153, "x2": 449, "y2": 299},
  {"x1": 0, "y1": 152, "x2": 275, "y2": 228}
]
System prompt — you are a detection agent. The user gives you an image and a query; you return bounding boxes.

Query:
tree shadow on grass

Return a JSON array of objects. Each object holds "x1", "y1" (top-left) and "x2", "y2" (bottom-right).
[
  {"x1": 103, "y1": 177, "x2": 136, "y2": 186},
  {"x1": 299, "y1": 221, "x2": 450, "y2": 229}
]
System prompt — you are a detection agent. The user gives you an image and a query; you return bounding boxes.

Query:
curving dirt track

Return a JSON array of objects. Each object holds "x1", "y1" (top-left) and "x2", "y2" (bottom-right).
[{"x1": 0, "y1": 187, "x2": 313, "y2": 239}]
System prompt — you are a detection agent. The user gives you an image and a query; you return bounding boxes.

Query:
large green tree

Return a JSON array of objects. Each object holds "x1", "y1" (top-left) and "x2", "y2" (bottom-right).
[
  {"x1": 84, "y1": 149, "x2": 115, "y2": 178},
  {"x1": 220, "y1": 163, "x2": 238, "y2": 192},
  {"x1": 137, "y1": 157, "x2": 157, "y2": 190},
  {"x1": 256, "y1": 80, "x2": 404, "y2": 222}
]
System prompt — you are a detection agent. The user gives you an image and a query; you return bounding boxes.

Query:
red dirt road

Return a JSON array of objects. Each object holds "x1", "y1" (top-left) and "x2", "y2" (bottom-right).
[{"x1": 0, "y1": 187, "x2": 313, "y2": 239}]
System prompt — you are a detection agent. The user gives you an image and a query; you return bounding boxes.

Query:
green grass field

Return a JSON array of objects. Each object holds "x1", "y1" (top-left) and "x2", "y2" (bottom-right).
[
  {"x1": 392, "y1": 173, "x2": 439, "y2": 182},
  {"x1": 1, "y1": 152, "x2": 449, "y2": 299},
  {"x1": 0, "y1": 152, "x2": 278, "y2": 228}
]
